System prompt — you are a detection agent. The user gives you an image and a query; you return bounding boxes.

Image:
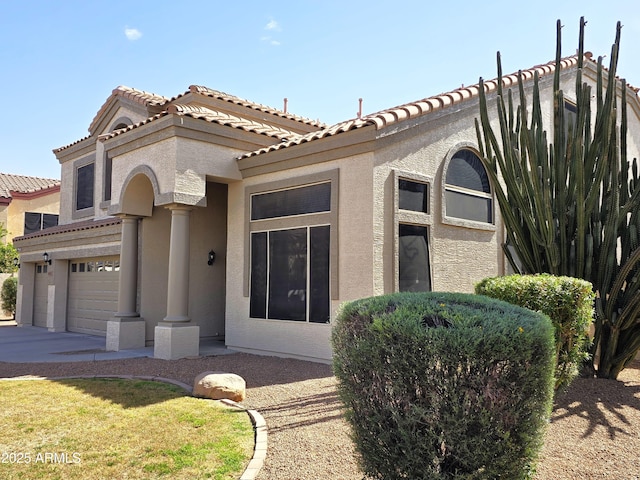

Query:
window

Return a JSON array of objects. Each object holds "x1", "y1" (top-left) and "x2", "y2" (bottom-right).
[
  {"x1": 398, "y1": 224, "x2": 431, "y2": 292},
  {"x1": 70, "y1": 258, "x2": 120, "y2": 274},
  {"x1": 563, "y1": 100, "x2": 578, "y2": 145},
  {"x1": 250, "y1": 226, "x2": 330, "y2": 322},
  {"x1": 394, "y1": 170, "x2": 433, "y2": 292},
  {"x1": 444, "y1": 149, "x2": 492, "y2": 223},
  {"x1": 251, "y1": 182, "x2": 331, "y2": 220},
  {"x1": 104, "y1": 155, "x2": 112, "y2": 202},
  {"x1": 24, "y1": 212, "x2": 59, "y2": 235},
  {"x1": 399, "y1": 179, "x2": 429, "y2": 213},
  {"x1": 76, "y1": 162, "x2": 95, "y2": 211},
  {"x1": 248, "y1": 181, "x2": 333, "y2": 323}
]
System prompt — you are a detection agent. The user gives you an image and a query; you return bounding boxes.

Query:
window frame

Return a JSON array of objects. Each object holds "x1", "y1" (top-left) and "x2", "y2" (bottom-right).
[
  {"x1": 441, "y1": 144, "x2": 496, "y2": 231},
  {"x1": 250, "y1": 224, "x2": 331, "y2": 323},
  {"x1": 393, "y1": 170, "x2": 433, "y2": 292},
  {"x1": 72, "y1": 156, "x2": 96, "y2": 219},
  {"x1": 244, "y1": 170, "x2": 339, "y2": 323},
  {"x1": 23, "y1": 212, "x2": 59, "y2": 235}
]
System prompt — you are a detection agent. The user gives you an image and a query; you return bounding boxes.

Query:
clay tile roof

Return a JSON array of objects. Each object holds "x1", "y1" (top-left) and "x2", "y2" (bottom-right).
[
  {"x1": 175, "y1": 85, "x2": 327, "y2": 128},
  {"x1": 13, "y1": 217, "x2": 121, "y2": 241},
  {"x1": 0, "y1": 173, "x2": 60, "y2": 198},
  {"x1": 240, "y1": 53, "x2": 604, "y2": 159},
  {"x1": 167, "y1": 104, "x2": 298, "y2": 139},
  {"x1": 52, "y1": 134, "x2": 92, "y2": 154},
  {"x1": 97, "y1": 113, "x2": 167, "y2": 141},
  {"x1": 88, "y1": 86, "x2": 170, "y2": 133},
  {"x1": 238, "y1": 118, "x2": 373, "y2": 159},
  {"x1": 98, "y1": 104, "x2": 300, "y2": 142},
  {"x1": 359, "y1": 53, "x2": 591, "y2": 130}
]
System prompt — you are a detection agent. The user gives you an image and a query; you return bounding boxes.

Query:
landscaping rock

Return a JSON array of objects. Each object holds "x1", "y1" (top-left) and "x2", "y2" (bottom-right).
[{"x1": 193, "y1": 371, "x2": 246, "y2": 402}]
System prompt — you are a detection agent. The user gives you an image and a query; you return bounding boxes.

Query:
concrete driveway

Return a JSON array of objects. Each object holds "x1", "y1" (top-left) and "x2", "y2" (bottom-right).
[{"x1": 0, "y1": 321, "x2": 230, "y2": 363}]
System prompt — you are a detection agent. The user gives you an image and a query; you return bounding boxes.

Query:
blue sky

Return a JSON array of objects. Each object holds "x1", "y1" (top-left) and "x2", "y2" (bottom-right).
[{"x1": 1, "y1": 1, "x2": 638, "y2": 179}]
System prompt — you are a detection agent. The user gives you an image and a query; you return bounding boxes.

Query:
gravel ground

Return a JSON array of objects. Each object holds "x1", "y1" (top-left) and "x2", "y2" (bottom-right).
[{"x1": 1, "y1": 353, "x2": 638, "y2": 479}]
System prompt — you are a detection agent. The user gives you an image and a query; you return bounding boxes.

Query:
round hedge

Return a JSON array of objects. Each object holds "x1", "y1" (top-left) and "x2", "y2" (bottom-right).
[{"x1": 332, "y1": 291, "x2": 555, "y2": 480}]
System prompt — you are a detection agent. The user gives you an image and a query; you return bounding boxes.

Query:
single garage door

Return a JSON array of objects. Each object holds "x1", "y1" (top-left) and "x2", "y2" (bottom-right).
[
  {"x1": 33, "y1": 264, "x2": 50, "y2": 328},
  {"x1": 67, "y1": 256, "x2": 119, "y2": 335}
]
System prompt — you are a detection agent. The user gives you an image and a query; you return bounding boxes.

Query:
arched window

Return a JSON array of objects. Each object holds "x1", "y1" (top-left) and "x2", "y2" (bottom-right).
[{"x1": 444, "y1": 149, "x2": 492, "y2": 223}]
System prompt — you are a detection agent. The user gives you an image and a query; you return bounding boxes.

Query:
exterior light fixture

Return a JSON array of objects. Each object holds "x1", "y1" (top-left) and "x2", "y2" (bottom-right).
[
  {"x1": 43, "y1": 252, "x2": 52, "y2": 265},
  {"x1": 208, "y1": 250, "x2": 216, "y2": 266},
  {"x1": 13, "y1": 257, "x2": 20, "y2": 268}
]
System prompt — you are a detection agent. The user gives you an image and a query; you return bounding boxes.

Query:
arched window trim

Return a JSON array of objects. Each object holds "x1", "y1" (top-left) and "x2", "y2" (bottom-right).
[{"x1": 441, "y1": 143, "x2": 496, "y2": 231}]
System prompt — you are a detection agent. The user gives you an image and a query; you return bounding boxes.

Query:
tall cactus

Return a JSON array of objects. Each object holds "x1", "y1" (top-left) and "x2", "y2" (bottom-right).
[{"x1": 475, "y1": 17, "x2": 640, "y2": 379}]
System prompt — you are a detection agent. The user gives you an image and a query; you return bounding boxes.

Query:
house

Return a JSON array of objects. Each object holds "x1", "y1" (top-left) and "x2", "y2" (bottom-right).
[
  {"x1": 13, "y1": 53, "x2": 640, "y2": 362},
  {"x1": 0, "y1": 173, "x2": 60, "y2": 242}
]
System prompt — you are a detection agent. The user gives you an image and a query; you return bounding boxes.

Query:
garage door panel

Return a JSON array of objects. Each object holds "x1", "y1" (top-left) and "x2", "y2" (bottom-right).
[
  {"x1": 68, "y1": 257, "x2": 119, "y2": 335},
  {"x1": 33, "y1": 265, "x2": 49, "y2": 328}
]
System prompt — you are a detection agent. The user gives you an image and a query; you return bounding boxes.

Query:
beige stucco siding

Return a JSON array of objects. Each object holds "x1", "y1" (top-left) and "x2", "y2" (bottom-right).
[
  {"x1": 4, "y1": 192, "x2": 60, "y2": 240},
  {"x1": 225, "y1": 153, "x2": 375, "y2": 362},
  {"x1": 137, "y1": 182, "x2": 228, "y2": 342}
]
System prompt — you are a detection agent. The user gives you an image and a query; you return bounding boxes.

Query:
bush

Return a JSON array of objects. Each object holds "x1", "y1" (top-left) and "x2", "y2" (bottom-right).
[
  {"x1": 475, "y1": 274, "x2": 594, "y2": 390},
  {"x1": 1, "y1": 276, "x2": 17, "y2": 319},
  {"x1": 332, "y1": 292, "x2": 555, "y2": 480}
]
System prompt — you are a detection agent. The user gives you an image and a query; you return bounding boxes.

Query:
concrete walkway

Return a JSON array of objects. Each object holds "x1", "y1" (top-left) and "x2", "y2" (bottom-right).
[{"x1": 0, "y1": 321, "x2": 232, "y2": 363}]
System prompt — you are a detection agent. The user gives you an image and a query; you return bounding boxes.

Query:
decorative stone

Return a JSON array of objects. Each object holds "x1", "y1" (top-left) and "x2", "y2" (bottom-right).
[{"x1": 193, "y1": 371, "x2": 246, "y2": 402}]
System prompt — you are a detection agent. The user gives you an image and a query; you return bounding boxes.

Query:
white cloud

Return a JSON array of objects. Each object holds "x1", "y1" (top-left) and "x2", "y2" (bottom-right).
[
  {"x1": 265, "y1": 19, "x2": 280, "y2": 31},
  {"x1": 124, "y1": 28, "x2": 142, "y2": 41},
  {"x1": 260, "y1": 36, "x2": 281, "y2": 46}
]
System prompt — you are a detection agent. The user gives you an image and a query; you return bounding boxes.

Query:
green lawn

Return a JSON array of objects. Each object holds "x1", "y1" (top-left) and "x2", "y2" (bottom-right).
[{"x1": 0, "y1": 378, "x2": 254, "y2": 479}]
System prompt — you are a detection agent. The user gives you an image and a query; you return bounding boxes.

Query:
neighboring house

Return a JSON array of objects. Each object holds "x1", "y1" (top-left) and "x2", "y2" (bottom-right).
[
  {"x1": 0, "y1": 173, "x2": 60, "y2": 242},
  {"x1": 13, "y1": 53, "x2": 640, "y2": 362}
]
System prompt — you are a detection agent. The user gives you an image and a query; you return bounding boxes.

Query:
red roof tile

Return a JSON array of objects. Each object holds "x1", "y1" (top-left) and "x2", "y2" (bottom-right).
[
  {"x1": 88, "y1": 86, "x2": 169, "y2": 133},
  {"x1": 175, "y1": 85, "x2": 326, "y2": 128},
  {"x1": 240, "y1": 52, "x2": 631, "y2": 159},
  {"x1": 13, "y1": 217, "x2": 121, "y2": 241},
  {"x1": 0, "y1": 173, "x2": 60, "y2": 198},
  {"x1": 98, "y1": 104, "x2": 301, "y2": 142}
]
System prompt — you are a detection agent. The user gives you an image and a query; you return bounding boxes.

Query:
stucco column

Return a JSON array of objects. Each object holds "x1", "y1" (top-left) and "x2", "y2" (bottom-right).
[
  {"x1": 116, "y1": 215, "x2": 140, "y2": 318},
  {"x1": 107, "y1": 215, "x2": 145, "y2": 351},
  {"x1": 154, "y1": 204, "x2": 199, "y2": 360},
  {"x1": 164, "y1": 205, "x2": 192, "y2": 322}
]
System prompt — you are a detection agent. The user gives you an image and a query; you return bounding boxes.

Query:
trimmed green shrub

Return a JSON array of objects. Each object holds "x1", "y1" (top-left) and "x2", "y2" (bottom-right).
[
  {"x1": 332, "y1": 292, "x2": 555, "y2": 480},
  {"x1": 475, "y1": 274, "x2": 594, "y2": 390},
  {"x1": 1, "y1": 276, "x2": 17, "y2": 319}
]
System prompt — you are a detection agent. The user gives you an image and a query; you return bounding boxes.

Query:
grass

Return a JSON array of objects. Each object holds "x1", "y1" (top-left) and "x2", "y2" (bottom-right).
[{"x1": 0, "y1": 378, "x2": 254, "y2": 479}]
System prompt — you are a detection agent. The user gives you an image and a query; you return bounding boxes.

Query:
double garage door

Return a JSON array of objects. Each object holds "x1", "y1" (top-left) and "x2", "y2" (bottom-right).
[{"x1": 67, "y1": 256, "x2": 119, "y2": 335}]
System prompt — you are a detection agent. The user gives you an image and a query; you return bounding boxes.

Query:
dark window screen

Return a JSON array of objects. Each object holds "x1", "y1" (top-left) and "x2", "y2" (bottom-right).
[
  {"x1": 268, "y1": 229, "x2": 307, "y2": 321},
  {"x1": 76, "y1": 163, "x2": 95, "y2": 210},
  {"x1": 445, "y1": 150, "x2": 491, "y2": 193},
  {"x1": 445, "y1": 191, "x2": 492, "y2": 223},
  {"x1": 399, "y1": 179, "x2": 429, "y2": 213},
  {"x1": 251, "y1": 183, "x2": 330, "y2": 220},
  {"x1": 104, "y1": 156, "x2": 113, "y2": 202},
  {"x1": 249, "y1": 232, "x2": 268, "y2": 319},
  {"x1": 43, "y1": 214, "x2": 58, "y2": 229},
  {"x1": 309, "y1": 226, "x2": 330, "y2": 323},
  {"x1": 24, "y1": 212, "x2": 42, "y2": 234},
  {"x1": 399, "y1": 224, "x2": 431, "y2": 292}
]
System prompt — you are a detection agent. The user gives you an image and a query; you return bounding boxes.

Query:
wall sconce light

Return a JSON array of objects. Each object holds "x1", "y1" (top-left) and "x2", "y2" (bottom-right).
[
  {"x1": 43, "y1": 252, "x2": 52, "y2": 265},
  {"x1": 207, "y1": 250, "x2": 216, "y2": 266},
  {"x1": 13, "y1": 257, "x2": 20, "y2": 269}
]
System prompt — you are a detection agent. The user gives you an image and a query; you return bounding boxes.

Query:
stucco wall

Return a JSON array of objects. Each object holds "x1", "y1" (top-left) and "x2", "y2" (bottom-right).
[
  {"x1": 225, "y1": 153, "x2": 376, "y2": 362},
  {"x1": 137, "y1": 182, "x2": 228, "y2": 342},
  {"x1": 5, "y1": 192, "x2": 60, "y2": 241}
]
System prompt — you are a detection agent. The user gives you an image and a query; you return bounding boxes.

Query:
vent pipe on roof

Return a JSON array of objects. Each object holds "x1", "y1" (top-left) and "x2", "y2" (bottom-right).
[
  {"x1": 283, "y1": 98, "x2": 288, "y2": 113},
  {"x1": 357, "y1": 98, "x2": 363, "y2": 119}
]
